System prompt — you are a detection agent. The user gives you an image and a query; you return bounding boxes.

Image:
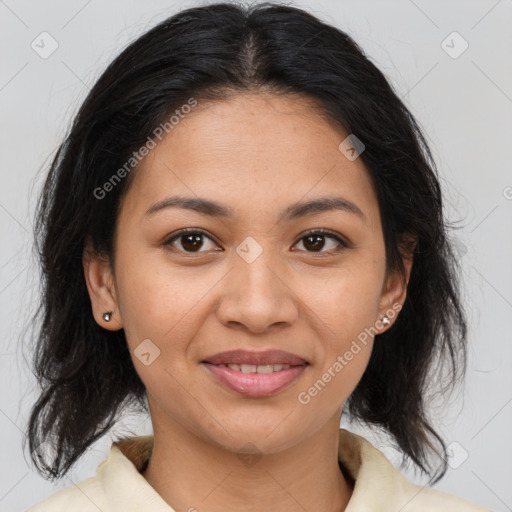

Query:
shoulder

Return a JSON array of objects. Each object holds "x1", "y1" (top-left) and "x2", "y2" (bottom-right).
[
  {"x1": 27, "y1": 435, "x2": 156, "y2": 512},
  {"x1": 338, "y1": 429, "x2": 490, "y2": 511},
  {"x1": 26, "y1": 474, "x2": 109, "y2": 512},
  {"x1": 402, "y1": 484, "x2": 491, "y2": 511}
]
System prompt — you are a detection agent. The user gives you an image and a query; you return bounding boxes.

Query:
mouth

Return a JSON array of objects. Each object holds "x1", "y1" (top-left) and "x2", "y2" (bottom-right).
[
  {"x1": 201, "y1": 350, "x2": 309, "y2": 397},
  {"x1": 207, "y1": 362, "x2": 299, "y2": 373},
  {"x1": 202, "y1": 349, "x2": 308, "y2": 367}
]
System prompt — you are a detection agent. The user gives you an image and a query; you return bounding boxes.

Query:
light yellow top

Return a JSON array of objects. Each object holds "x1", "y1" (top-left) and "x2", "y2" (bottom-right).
[{"x1": 27, "y1": 429, "x2": 489, "y2": 511}]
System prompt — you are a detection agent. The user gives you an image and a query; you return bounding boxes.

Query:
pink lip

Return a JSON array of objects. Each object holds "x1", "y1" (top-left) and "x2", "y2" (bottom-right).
[{"x1": 202, "y1": 362, "x2": 307, "y2": 397}]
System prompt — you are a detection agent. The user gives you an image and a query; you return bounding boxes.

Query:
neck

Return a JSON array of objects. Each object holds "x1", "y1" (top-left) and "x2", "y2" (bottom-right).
[{"x1": 141, "y1": 415, "x2": 353, "y2": 512}]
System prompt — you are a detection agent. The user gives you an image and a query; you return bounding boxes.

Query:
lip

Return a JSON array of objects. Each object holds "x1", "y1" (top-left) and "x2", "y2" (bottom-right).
[
  {"x1": 202, "y1": 362, "x2": 308, "y2": 397},
  {"x1": 202, "y1": 349, "x2": 308, "y2": 366}
]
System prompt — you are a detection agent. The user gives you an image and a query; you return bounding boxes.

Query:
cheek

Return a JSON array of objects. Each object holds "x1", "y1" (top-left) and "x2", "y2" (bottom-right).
[
  {"x1": 113, "y1": 246, "x2": 226, "y2": 376},
  {"x1": 308, "y1": 260, "x2": 383, "y2": 341},
  {"x1": 114, "y1": 247, "x2": 191, "y2": 337},
  {"x1": 298, "y1": 287, "x2": 376, "y2": 415},
  {"x1": 112, "y1": 250, "x2": 208, "y2": 409},
  {"x1": 300, "y1": 259, "x2": 382, "y2": 397}
]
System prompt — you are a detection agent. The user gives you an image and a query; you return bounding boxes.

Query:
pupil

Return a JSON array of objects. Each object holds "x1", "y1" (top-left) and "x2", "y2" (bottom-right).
[
  {"x1": 182, "y1": 234, "x2": 203, "y2": 251},
  {"x1": 304, "y1": 235, "x2": 325, "y2": 252}
]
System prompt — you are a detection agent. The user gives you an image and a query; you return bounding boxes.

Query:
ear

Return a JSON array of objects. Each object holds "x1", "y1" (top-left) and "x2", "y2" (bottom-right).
[
  {"x1": 83, "y1": 241, "x2": 123, "y2": 331},
  {"x1": 375, "y1": 234, "x2": 416, "y2": 333}
]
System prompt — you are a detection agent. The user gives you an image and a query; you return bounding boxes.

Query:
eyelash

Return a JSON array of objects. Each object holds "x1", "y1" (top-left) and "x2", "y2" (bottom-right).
[{"x1": 162, "y1": 228, "x2": 348, "y2": 255}]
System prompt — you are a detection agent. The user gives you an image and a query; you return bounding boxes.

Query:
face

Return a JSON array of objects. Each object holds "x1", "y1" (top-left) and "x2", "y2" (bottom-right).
[{"x1": 85, "y1": 92, "x2": 410, "y2": 454}]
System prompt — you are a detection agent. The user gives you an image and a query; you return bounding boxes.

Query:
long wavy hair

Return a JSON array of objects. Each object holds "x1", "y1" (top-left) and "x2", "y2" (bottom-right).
[{"x1": 25, "y1": 1, "x2": 467, "y2": 484}]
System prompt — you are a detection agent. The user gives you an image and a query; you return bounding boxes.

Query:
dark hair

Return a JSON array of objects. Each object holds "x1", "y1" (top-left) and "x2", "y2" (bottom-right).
[{"x1": 25, "y1": 1, "x2": 467, "y2": 484}]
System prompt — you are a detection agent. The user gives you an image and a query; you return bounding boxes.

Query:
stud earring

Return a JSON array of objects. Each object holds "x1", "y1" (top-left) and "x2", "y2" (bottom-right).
[
  {"x1": 102, "y1": 311, "x2": 113, "y2": 322},
  {"x1": 381, "y1": 316, "x2": 390, "y2": 326}
]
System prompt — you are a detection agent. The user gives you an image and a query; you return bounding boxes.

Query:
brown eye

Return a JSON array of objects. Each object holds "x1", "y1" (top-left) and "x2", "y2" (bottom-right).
[
  {"x1": 179, "y1": 233, "x2": 205, "y2": 252},
  {"x1": 164, "y1": 229, "x2": 219, "y2": 253},
  {"x1": 293, "y1": 230, "x2": 347, "y2": 254},
  {"x1": 163, "y1": 228, "x2": 347, "y2": 255}
]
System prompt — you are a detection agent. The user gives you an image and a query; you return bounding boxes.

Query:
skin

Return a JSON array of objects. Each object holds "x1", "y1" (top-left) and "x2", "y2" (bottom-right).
[{"x1": 84, "y1": 92, "x2": 413, "y2": 512}]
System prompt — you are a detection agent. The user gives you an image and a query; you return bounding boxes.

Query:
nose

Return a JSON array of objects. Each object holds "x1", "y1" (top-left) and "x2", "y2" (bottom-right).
[{"x1": 215, "y1": 249, "x2": 299, "y2": 334}]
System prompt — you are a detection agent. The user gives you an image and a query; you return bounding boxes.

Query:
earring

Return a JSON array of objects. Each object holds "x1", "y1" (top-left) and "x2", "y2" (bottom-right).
[
  {"x1": 382, "y1": 316, "x2": 390, "y2": 326},
  {"x1": 102, "y1": 311, "x2": 113, "y2": 322}
]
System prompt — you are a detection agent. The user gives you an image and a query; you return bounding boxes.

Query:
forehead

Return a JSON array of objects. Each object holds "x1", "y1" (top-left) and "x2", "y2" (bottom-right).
[{"x1": 120, "y1": 92, "x2": 380, "y2": 228}]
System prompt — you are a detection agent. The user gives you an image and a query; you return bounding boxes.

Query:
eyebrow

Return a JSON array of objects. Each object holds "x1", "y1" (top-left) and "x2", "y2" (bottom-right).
[{"x1": 144, "y1": 195, "x2": 366, "y2": 223}]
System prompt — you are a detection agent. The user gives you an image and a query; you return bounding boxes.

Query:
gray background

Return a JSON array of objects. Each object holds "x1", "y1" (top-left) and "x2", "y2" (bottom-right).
[{"x1": 1, "y1": 0, "x2": 511, "y2": 510}]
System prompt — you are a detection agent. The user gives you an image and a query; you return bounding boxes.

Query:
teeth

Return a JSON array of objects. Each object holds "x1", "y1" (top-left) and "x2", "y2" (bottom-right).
[
  {"x1": 240, "y1": 364, "x2": 257, "y2": 373},
  {"x1": 223, "y1": 363, "x2": 291, "y2": 373}
]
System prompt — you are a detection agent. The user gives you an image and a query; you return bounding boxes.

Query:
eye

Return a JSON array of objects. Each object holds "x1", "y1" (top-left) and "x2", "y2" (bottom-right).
[
  {"x1": 163, "y1": 228, "x2": 220, "y2": 253},
  {"x1": 163, "y1": 228, "x2": 348, "y2": 255},
  {"x1": 292, "y1": 229, "x2": 348, "y2": 254}
]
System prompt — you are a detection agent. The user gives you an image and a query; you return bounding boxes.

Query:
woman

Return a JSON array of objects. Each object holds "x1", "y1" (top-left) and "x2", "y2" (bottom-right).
[{"x1": 25, "y1": 2, "x2": 489, "y2": 510}]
